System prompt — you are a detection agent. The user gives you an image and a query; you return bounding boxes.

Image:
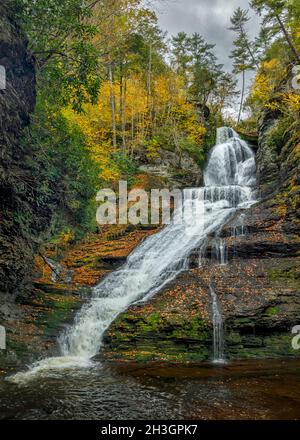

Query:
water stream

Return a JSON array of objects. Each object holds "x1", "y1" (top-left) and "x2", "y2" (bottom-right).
[
  {"x1": 2, "y1": 360, "x2": 300, "y2": 419},
  {"x1": 209, "y1": 285, "x2": 225, "y2": 363},
  {"x1": 9, "y1": 127, "x2": 257, "y2": 383}
]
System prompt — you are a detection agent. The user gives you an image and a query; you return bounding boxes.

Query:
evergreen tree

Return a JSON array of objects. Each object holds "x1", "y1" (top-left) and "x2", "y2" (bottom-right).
[
  {"x1": 188, "y1": 33, "x2": 222, "y2": 106},
  {"x1": 171, "y1": 32, "x2": 191, "y2": 87},
  {"x1": 254, "y1": 27, "x2": 274, "y2": 61},
  {"x1": 229, "y1": 8, "x2": 257, "y2": 123}
]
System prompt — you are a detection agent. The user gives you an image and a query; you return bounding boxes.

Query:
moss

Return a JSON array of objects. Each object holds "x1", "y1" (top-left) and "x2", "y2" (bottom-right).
[
  {"x1": 122, "y1": 313, "x2": 209, "y2": 342},
  {"x1": 264, "y1": 306, "x2": 279, "y2": 317},
  {"x1": 231, "y1": 317, "x2": 255, "y2": 328},
  {"x1": 143, "y1": 312, "x2": 162, "y2": 328},
  {"x1": 105, "y1": 309, "x2": 210, "y2": 362},
  {"x1": 226, "y1": 332, "x2": 242, "y2": 345},
  {"x1": 170, "y1": 317, "x2": 208, "y2": 340},
  {"x1": 266, "y1": 122, "x2": 286, "y2": 153},
  {"x1": 228, "y1": 333, "x2": 298, "y2": 359},
  {"x1": 105, "y1": 341, "x2": 210, "y2": 363},
  {"x1": 268, "y1": 267, "x2": 299, "y2": 281},
  {"x1": 38, "y1": 296, "x2": 82, "y2": 337}
]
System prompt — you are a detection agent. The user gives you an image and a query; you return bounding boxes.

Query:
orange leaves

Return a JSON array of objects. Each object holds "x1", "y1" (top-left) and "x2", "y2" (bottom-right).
[{"x1": 58, "y1": 226, "x2": 158, "y2": 287}]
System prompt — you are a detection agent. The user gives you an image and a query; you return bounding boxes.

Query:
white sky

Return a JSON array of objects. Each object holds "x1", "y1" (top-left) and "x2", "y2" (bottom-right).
[{"x1": 150, "y1": 0, "x2": 262, "y2": 114}]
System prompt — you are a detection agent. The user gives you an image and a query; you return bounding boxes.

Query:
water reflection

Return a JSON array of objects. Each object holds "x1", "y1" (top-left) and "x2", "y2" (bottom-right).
[{"x1": 1, "y1": 360, "x2": 300, "y2": 420}]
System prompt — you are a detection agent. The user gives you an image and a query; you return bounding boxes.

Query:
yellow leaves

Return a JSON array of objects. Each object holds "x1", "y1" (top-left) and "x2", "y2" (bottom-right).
[
  {"x1": 62, "y1": 58, "x2": 206, "y2": 186},
  {"x1": 153, "y1": 74, "x2": 186, "y2": 108},
  {"x1": 262, "y1": 58, "x2": 280, "y2": 71},
  {"x1": 186, "y1": 118, "x2": 206, "y2": 145},
  {"x1": 101, "y1": 166, "x2": 120, "y2": 183},
  {"x1": 63, "y1": 98, "x2": 120, "y2": 183},
  {"x1": 59, "y1": 229, "x2": 74, "y2": 245},
  {"x1": 265, "y1": 101, "x2": 280, "y2": 111},
  {"x1": 251, "y1": 73, "x2": 273, "y2": 104},
  {"x1": 145, "y1": 138, "x2": 160, "y2": 160},
  {"x1": 283, "y1": 92, "x2": 300, "y2": 113},
  {"x1": 250, "y1": 58, "x2": 287, "y2": 109},
  {"x1": 126, "y1": 75, "x2": 148, "y2": 116}
]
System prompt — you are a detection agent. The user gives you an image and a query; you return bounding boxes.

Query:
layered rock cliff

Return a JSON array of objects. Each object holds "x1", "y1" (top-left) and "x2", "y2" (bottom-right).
[
  {"x1": 0, "y1": 1, "x2": 36, "y2": 303},
  {"x1": 103, "y1": 109, "x2": 300, "y2": 362}
]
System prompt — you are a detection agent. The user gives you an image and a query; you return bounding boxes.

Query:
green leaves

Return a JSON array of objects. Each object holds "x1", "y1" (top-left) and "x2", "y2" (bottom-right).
[
  {"x1": 18, "y1": 93, "x2": 101, "y2": 237},
  {"x1": 229, "y1": 8, "x2": 258, "y2": 72},
  {"x1": 171, "y1": 31, "x2": 234, "y2": 108},
  {"x1": 14, "y1": 0, "x2": 101, "y2": 111}
]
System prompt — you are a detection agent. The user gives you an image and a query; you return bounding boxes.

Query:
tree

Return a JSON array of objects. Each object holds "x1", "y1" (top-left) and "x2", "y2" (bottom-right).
[
  {"x1": 188, "y1": 33, "x2": 223, "y2": 106},
  {"x1": 250, "y1": 0, "x2": 300, "y2": 63},
  {"x1": 254, "y1": 27, "x2": 274, "y2": 60},
  {"x1": 171, "y1": 32, "x2": 192, "y2": 87},
  {"x1": 229, "y1": 8, "x2": 257, "y2": 123},
  {"x1": 14, "y1": 0, "x2": 101, "y2": 111},
  {"x1": 211, "y1": 73, "x2": 239, "y2": 115}
]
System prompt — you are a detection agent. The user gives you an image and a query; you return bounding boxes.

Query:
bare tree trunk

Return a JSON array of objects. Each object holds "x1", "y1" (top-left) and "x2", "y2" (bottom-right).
[
  {"x1": 238, "y1": 70, "x2": 245, "y2": 124},
  {"x1": 130, "y1": 112, "x2": 135, "y2": 159},
  {"x1": 122, "y1": 75, "x2": 127, "y2": 153},
  {"x1": 147, "y1": 43, "x2": 152, "y2": 106},
  {"x1": 119, "y1": 62, "x2": 127, "y2": 153},
  {"x1": 276, "y1": 14, "x2": 300, "y2": 64},
  {"x1": 108, "y1": 62, "x2": 117, "y2": 149},
  {"x1": 147, "y1": 42, "x2": 153, "y2": 132},
  {"x1": 131, "y1": 113, "x2": 134, "y2": 141},
  {"x1": 237, "y1": 22, "x2": 258, "y2": 68},
  {"x1": 244, "y1": 32, "x2": 258, "y2": 67}
]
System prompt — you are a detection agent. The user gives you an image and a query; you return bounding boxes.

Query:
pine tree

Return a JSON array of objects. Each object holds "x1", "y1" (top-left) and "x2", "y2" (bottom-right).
[
  {"x1": 187, "y1": 33, "x2": 222, "y2": 106},
  {"x1": 254, "y1": 27, "x2": 273, "y2": 61},
  {"x1": 171, "y1": 32, "x2": 191, "y2": 87},
  {"x1": 229, "y1": 8, "x2": 257, "y2": 123}
]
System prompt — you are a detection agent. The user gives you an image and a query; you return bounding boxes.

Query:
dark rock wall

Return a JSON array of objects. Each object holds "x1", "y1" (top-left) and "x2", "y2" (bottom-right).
[
  {"x1": 257, "y1": 106, "x2": 300, "y2": 204},
  {"x1": 0, "y1": 0, "x2": 36, "y2": 301},
  {"x1": 138, "y1": 148, "x2": 202, "y2": 188}
]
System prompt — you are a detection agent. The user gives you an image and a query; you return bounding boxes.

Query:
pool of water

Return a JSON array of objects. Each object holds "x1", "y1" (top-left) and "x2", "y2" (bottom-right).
[{"x1": 0, "y1": 359, "x2": 300, "y2": 420}]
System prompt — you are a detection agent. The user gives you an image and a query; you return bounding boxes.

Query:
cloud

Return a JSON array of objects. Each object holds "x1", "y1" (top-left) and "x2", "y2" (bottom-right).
[
  {"x1": 152, "y1": 0, "x2": 260, "y2": 72},
  {"x1": 151, "y1": 0, "x2": 261, "y2": 109}
]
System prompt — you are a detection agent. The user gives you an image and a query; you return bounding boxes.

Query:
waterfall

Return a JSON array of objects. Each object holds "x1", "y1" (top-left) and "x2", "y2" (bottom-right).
[
  {"x1": 215, "y1": 237, "x2": 228, "y2": 266},
  {"x1": 209, "y1": 285, "x2": 224, "y2": 363},
  {"x1": 9, "y1": 127, "x2": 257, "y2": 382},
  {"x1": 232, "y1": 213, "x2": 247, "y2": 237},
  {"x1": 198, "y1": 241, "x2": 208, "y2": 267}
]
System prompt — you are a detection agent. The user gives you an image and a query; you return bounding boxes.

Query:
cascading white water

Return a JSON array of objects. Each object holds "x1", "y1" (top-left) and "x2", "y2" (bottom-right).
[
  {"x1": 209, "y1": 284, "x2": 224, "y2": 363},
  {"x1": 215, "y1": 237, "x2": 228, "y2": 266},
  {"x1": 10, "y1": 127, "x2": 257, "y2": 382},
  {"x1": 232, "y1": 213, "x2": 247, "y2": 237},
  {"x1": 206, "y1": 127, "x2": 256, "y2": 188},
  {"x1": 198, "y1": 240, "x2": 208, "y2": 267}
]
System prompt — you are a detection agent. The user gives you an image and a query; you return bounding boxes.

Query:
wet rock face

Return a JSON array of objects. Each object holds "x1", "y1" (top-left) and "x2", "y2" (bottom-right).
[
  {"x1": 0, "y1": 1, "x2": 36, "y2": 300},
  {"x1": 103, "y1": 236, "x2": 300, "y2": 362},
  {"x1": 256, "y1": 110, "x2": 281, "y2": 194},
  {"x1": 256, "y1": 104, "x2": 300, "y2": 202},
  {"x1": 103, "y1": 111, "x2": 300, "y2": 363},
  {"x1": 138, "y1": 148, "x2": 202, "y2": 188},
  {"x1": 103, "y1": 271, "x2": 213, "y2": 363},
  {"x1": 0, "y1": 1, "x2": 35, "y2": 164}
]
